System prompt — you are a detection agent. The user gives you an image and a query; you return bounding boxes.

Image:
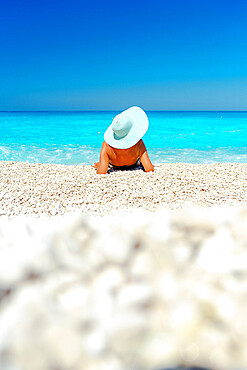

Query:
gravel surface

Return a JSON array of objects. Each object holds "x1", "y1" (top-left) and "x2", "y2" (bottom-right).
[
  {"x1": 1, "y1": 161, "x2": 247, "y2": 217},
  {"x1": 1, "y1": 207, "x2": 247, "y2": 369}
]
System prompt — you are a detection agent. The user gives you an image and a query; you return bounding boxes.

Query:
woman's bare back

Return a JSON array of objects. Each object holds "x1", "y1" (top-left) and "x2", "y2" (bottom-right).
[
  {"x1": 93, "y1": 139, "x2": 154, "y2": 174},
  {"x1": 107, "y1": 142, "x2": 141, "y2": 166}
]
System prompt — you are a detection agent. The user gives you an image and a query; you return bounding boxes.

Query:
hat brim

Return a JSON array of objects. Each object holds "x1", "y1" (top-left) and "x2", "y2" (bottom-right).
[{"x1": 104, "y1": 106, "x2": 149, "y2": 149}]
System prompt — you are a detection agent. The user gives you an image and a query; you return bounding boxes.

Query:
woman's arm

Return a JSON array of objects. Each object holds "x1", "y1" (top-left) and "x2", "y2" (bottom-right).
[
  {"x1": 96, "y1": 142, "x2": 109, "y2": 174},
  {"x1": 138, "y1": 140, "x2": 154, "y2": 172}
]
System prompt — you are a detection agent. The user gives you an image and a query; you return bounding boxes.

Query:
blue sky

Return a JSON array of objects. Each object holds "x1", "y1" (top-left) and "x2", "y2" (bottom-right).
[{"x1": 1, "y1": 0, "x2": 247, "y2": 110}]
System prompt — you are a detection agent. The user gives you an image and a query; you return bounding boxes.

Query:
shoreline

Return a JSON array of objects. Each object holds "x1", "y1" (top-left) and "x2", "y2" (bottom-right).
[{"x1": 1, "y1": 160, "x2": 247, "y2": 217}]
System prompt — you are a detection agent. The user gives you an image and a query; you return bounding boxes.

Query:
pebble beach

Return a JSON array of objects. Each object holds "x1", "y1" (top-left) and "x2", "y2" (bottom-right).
[
  {"x1": 2, "y1": 160, "x2": 247, "y2": 369},
  {"x1": 2, "y1": 205, "x2": 247, "y2": 369},
  {"x1": 1, "y1": 161, "x2": 247, "y2": 217}
]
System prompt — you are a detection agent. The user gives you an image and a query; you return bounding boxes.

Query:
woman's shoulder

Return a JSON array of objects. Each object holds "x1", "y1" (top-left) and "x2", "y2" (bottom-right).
[
  {"x1": 135, "y1": 139, "x2": 146, "y2": 152},
  {"x1": 102, "y1": 141, "x2": 112, "y2": 151}
]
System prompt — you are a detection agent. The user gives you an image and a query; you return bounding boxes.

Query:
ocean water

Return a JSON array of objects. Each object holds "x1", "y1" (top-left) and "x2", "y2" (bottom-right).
[{"x1": 0, "y1": 111, "x2": 247, "y2": 165}]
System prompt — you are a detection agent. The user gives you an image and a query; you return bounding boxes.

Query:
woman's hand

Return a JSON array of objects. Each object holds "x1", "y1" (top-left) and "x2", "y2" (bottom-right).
[{"x1": 91, "y1": 162, "x2": 99, "y2": 169}]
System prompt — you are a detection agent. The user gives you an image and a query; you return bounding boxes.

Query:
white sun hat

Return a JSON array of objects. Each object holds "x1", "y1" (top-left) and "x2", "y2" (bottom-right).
[{"x1": 104, "y1": 106, "x2": 149, "y2": 149}]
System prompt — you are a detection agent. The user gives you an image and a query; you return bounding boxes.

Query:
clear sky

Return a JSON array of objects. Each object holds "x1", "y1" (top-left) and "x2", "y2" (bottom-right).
[{"x1": 1, "y1": 0, "x2": 247, "y2": 111}]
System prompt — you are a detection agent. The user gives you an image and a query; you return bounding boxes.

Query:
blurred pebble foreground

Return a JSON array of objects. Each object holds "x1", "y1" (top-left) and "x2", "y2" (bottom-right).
[{"x1": 1, "y1": 206, "x2": 247, "y2": 370}]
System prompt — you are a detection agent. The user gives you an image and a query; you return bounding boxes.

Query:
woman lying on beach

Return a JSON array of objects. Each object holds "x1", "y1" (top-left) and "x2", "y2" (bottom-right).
[{"x1": 92, "y1": 106, "x2": 154, "y2": 174}]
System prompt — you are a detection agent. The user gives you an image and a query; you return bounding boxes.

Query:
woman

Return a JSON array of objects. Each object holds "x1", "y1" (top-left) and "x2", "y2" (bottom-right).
[{"x1": 93, "y1": 106, "x2": 154, "y2": 174}]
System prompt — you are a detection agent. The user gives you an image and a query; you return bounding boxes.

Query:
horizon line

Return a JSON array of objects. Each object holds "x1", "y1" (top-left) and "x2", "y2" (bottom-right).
[{"x1": 1, "y1": 110, "x2": 247, "y2": 113}]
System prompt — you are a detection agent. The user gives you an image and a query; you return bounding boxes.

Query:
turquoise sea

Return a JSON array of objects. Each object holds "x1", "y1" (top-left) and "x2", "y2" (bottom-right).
[{"x1": 0, "y1": 111, "x2": 247, "y2": 165}]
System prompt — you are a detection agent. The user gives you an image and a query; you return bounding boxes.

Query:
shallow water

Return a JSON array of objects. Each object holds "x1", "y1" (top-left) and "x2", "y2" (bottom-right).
[{"x1": 0, "y1": 111, "x2": 247, "y2": 164}]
